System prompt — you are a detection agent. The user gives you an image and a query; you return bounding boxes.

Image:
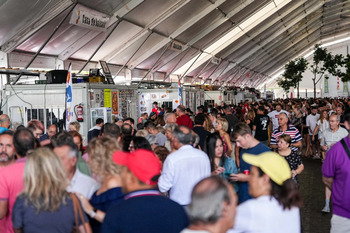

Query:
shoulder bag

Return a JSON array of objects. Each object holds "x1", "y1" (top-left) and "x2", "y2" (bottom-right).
[
  {"x1": 340, "y1": 139, "x2": 350, "y2": 159},
  {"x1": 70, "y1": 193, "x2": 88, "y2": 233}
]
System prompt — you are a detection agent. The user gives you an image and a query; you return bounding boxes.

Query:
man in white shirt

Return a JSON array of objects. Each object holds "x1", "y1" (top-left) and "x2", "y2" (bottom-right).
[
  {"x1": 268, "y1": 103, "x2": 289, "y2": 131},
  {"x1": 52, "y1": 132, "x2": 100, "y2": 199},
  {"x1": 158, "y1": 125, "x2": 211, "y2": 205},
  {"x1": 306, "y1": 106, "x2": 320, "y2": 159}
]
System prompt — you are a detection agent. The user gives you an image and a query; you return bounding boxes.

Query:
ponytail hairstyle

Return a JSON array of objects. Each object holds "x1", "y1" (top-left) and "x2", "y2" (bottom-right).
[{"x1": 258, "y1": 167, "x2": 302, "y2": 209}]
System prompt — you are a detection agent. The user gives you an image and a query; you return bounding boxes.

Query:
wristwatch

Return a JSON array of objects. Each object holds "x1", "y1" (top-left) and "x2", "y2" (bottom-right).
[{"x1": 88, "y1": 208, "x2": 97, "y2": 218}]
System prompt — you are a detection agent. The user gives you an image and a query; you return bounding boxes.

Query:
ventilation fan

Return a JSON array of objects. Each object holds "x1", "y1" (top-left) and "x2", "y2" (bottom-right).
[{"x1": 169, "y1": 41, "x2": 184, "y2": 52}]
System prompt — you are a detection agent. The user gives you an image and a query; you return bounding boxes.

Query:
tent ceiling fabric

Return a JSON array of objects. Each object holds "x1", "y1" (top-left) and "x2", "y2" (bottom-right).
[{"x1": 1, "y1": 0, "x2": 350, "y2": 87}]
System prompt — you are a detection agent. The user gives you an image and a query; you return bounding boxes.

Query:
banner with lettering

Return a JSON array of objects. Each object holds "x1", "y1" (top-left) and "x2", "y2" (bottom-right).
[
  {"x1": 324, "y1": 78, "x2": 328, "y2": 93},
  {"x1": 70, "y1": 4, "x2": 109, "y2": 31},
  {"x1": 65, "y1": 64, "x2": 73, "y2": 129}
]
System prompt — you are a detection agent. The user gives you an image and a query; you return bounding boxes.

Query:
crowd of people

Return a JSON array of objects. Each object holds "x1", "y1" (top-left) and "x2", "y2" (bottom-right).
[{"x1": 0, "y1": 97, "x2": 349, "y2": 232}]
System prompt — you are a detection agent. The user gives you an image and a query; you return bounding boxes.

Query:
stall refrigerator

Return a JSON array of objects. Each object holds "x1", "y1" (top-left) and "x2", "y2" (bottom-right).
[{"x1": 90, "y1": 107, "x2": 112, "y2": 127}]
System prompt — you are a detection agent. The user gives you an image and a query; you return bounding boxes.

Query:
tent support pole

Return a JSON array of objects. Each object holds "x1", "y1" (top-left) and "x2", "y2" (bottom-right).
[
  {"x1": 13, "y1": 2, "x2": 77, "y2": 84},
  {"x1": 78, "y1": 17, "x2": 123, "y2": 74}
]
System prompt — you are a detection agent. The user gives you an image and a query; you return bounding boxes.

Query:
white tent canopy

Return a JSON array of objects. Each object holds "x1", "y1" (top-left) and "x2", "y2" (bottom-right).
[{"x1": 1, "y1": 0, "x2": 350, "y2": 87}]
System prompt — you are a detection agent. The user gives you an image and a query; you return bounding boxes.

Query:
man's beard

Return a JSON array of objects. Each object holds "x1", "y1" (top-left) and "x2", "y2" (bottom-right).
[{"x1": 0, "y1": 153, "x2": 13, "y2": 162}]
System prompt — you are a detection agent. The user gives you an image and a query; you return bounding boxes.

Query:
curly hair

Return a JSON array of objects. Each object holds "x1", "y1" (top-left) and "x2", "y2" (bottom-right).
[{"x1": 86, "y1": 136, "x2": 121, "y2": 179}]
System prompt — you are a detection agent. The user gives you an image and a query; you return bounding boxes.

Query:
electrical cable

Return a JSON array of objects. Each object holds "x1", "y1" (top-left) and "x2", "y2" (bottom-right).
[
  {"x1": 9, "y1": 82, "x2": 34, "y2": 122},
  {"x1": 9, "y1": 78, "x2": 33, "y2": 110}
]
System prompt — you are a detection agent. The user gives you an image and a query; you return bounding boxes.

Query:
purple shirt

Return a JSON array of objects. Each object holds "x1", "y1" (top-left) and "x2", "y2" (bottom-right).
[{"x1": 322, "y1": 136, "x2": 350, "y2": 219}]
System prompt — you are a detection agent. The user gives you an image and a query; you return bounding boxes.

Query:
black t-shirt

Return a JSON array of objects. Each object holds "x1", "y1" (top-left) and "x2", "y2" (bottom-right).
[
  {"x1": 193, "y1": 126, "x2": 210, "y2": 150},
  {"x1": 253, "y1": 114, "x2": 270, "y2": 141},
  {"x1": 224, "y1": 114, "x2": 239, "y2": 134}
]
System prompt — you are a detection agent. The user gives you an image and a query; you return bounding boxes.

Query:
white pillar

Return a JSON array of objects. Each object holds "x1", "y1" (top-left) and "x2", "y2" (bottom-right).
[
  {"x1": 125, "y1": 68, "x2": 132, "y2": 85},
  {"x1": 55, "y1": 58, "x2": 64, "y2": 70},
  {"x1": 0, "y1": 52, "x2": 8, "y2": 89}
]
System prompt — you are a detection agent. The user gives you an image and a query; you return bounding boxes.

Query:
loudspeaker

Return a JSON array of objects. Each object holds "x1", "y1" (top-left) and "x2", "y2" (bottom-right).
[{"x1": 46, "y1": 70, "x2": 68, "y2": 84}]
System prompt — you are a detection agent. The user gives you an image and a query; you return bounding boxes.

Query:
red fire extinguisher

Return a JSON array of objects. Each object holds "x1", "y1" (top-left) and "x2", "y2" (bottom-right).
[{"x1": 74, "y1": 104, "x2": 84, "y2": 122}]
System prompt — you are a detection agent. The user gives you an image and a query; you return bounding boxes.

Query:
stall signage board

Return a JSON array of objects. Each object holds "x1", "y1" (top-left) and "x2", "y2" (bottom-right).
[
  {"x1": 100, "y1": 61, "x2": 115, "y2": 84},
  {"x1": 70, "y1": 5, "x2": 109, "y2": 31},
  {"x1": 112, "y1": 91, "x2": 119, "y2": 114},
  {"x1": 104, "y1": 89, "x2": 112, "y2": 108}
]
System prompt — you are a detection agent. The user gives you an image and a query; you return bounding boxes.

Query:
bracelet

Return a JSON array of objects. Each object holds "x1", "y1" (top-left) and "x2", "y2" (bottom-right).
[{"x1": 88, "y1": 208, "x2": 97, "y2": 218}]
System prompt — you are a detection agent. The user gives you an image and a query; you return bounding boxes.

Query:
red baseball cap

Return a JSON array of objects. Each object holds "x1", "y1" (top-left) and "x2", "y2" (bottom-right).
[{"x1": 112, "y1": 149, "x2": 161, "y2": 185}]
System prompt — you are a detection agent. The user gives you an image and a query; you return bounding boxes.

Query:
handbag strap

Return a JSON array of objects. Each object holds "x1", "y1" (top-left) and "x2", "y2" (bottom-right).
[
  {"x1": 70, "y1": 193, "x2": 88, "y2": 233},
  {"x1": 340, "y1": 139, "x2": 350, "y2": 159}
]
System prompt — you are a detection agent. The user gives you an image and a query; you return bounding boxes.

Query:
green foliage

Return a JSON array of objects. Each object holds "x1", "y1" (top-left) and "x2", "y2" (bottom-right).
[
  {"x1": 277, "y1": 77, "x2": 291, "y2": 93},
  {"x1": 278, "y1": 57, "x2": 308, "y2": 97},
  {"x1": 310, "y1": 44, "x2": 328, "y2": 78},
  {"x1": 313, "y1": 44, "x2": 328, "y2": 65},
  {"x1": 338, "y1": 54, "x2": 350, "y2": 83},
  {"x1": 310, "y1": 44, "x2": 343, "y2": 98}
]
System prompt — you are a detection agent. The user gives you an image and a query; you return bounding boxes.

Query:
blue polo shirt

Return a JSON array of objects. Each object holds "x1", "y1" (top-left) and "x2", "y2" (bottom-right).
[
  {"x1": 101, "y1": 190, "x2": 189, "y2": 233},
  {"x1": 238, "y1": 143, "x2": 271, "y2": 204}
]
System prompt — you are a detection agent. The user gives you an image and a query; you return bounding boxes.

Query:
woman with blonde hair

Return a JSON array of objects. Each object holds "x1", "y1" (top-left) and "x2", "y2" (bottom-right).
[
  {"x1": 77, "y1": 137, "x2": 124, "y2": 233},
  {"x1": 215, "y1": 118, "x2": 233, "y2": 157},
  {"x1": 69, "y1": 121, "x2": 81, "y2": 132},
  {"x1": 245, "y1": 109, "x2": 255, "y2": 130},
  {"x1": 12, "y1": 147, "x2": 91, "y2": 233},
  {"x1": 204, "y1": 114, "x2": 214, "y2": 132}
]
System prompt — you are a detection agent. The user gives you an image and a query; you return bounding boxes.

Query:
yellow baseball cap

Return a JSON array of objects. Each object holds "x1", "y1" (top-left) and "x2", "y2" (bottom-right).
[{"x1": 242, "y1": 152, "x2": 291, "y2": 185}]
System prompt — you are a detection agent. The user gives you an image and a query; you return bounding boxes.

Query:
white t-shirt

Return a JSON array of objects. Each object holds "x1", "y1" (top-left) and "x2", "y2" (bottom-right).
[
  {"x1": 306, "y1": 114, "x2": 320, "y2": 135},
  {"x1": 268, "y1": 110, "x2": 289, "y2": 130},
  {"x1": 228, "y1": 196, "x2": 300, "y2": 233}
]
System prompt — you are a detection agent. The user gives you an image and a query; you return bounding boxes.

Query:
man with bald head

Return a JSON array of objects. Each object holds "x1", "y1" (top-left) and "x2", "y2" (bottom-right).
[
  {"x1": 181, "y1": 176, "x2": 237, "y2": 233},
  {"x1": 270, "y1": 112, "x2": 302, "y2": 152},
  {"x1": 0, "y1": 115, "x2": 10, "y2": 134},
  {"x1": 159, "y1": 125, "x2": 211, "y2": 205}
]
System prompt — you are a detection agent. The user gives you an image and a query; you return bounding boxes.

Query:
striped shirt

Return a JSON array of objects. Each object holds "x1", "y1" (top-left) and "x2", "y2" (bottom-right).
[{"x1": 271, "y1": 125, "x2": 302, "y2": 151}]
